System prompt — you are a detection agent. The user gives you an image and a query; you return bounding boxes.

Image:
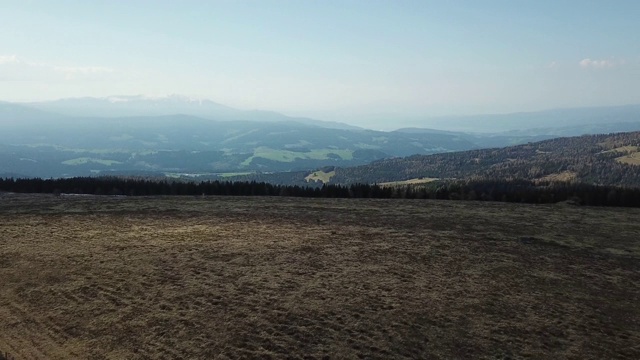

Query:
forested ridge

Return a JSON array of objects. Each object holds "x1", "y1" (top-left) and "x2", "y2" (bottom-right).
[
  {"x1": 2, "y1": 177, "x2": 640, "y2": 208},
  {"x1": 3, "y1": 131, "x2": 640, "y2": 207},
  {"x1": 330, "y1": 131, "x2": 640, "y2": 186}
]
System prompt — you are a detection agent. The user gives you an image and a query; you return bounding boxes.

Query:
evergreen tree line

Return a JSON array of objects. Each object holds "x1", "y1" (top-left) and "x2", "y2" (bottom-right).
[{"x1": 1, "y1": 177, "x2": 640, "y2": 207}]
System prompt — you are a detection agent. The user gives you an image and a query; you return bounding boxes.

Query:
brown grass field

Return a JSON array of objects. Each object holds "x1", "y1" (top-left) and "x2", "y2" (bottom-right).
[{"x1": 1, "y1": 193, "x2": 639, "y2": 359}]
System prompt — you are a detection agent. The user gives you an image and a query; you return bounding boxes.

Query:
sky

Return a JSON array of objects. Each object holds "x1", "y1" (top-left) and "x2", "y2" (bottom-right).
[{"x1": 1, "y1": 0, "x2": 640, "y2": 127}]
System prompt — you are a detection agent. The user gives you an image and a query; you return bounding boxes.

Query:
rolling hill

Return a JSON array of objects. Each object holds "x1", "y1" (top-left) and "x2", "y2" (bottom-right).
[
  {"x1": 238, "y1": 131, "x2": 640, "y2": 188},
  {"x1": 0, "y1": 107, "x2": 480, "y2": 178},
  {"x1": 2, "y1": 98, "x2": 640, "y2": 179},
  {"x1": 329, "y1": 131, "x2": 640, "y2": 187}
]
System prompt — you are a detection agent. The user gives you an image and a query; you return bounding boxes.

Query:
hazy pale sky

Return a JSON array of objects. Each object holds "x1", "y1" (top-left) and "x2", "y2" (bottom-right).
[{"x1": 1, "y1": 0, "x2": 639, "y2": 123}]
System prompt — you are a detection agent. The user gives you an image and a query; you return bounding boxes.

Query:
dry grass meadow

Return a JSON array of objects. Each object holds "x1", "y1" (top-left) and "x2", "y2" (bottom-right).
[{"x1": 1, "y1": 193, "x2": 639, "y2": 359}]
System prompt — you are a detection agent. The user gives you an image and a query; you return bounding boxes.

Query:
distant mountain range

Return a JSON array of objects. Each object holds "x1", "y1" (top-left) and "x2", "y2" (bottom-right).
[
  {"x1": 399, "y1": 104, "x2": 640, "y2": 133},
  {"x1": 1, "y1": 96, "x2": 640, "y2": 179},
  {"x1": 21, "y1": 95, "x2": 362, "y2": 130}
]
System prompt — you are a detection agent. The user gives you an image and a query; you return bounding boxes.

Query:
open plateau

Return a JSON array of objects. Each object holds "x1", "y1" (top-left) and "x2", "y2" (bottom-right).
[{"x1": 1, "y1": 193, "x2": 638, "y2": 359}]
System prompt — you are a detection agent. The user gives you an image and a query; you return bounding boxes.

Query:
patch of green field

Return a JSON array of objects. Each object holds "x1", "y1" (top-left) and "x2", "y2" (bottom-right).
[
  {"x1": 163, "y1": 172, "x2": 246, "y2": 178},
  {"x1": 379, "y1": 178, "x2": 439, "y2": 186},
  {"x1": 616, "y1": 151, "x2": 640, "y2": 165},
  {"x1": 221, "y1": 129, "x2": 259, "y2": 144},
  {"x1": 355, "y1": 143, "x2": 381, "y2": 149},
  {"x1": 605, "y1": 145, "x2": 640, "y2": 165},
  {"x1": 241, "y1": 147, "x2": 353, "y2": 166},
  {"x1": 61, "y1": 158, "x2": 122, "y2": 166},
  {"x1": 217, "y1": 172, "x2": 253, "y2": 178},
  {"x1": 305, "y1": 170, "x2": 336, "y2": 184},
  {"x1": 602, "y1": 145, "x2": 638, "y2": 154},
  {"x1": 538, "y1": 171, "x2": 578, "y2": 182}
]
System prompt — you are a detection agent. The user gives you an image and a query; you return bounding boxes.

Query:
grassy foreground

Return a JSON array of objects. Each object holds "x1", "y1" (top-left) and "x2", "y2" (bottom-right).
[{"x1": 0, "y1": 193, "x2": 639, "y2": 359}]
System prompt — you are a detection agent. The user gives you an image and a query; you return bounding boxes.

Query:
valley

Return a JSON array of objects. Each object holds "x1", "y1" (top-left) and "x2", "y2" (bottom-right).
[{"x1": 2, "y1": 99, "x2": 640, "y2": 179}]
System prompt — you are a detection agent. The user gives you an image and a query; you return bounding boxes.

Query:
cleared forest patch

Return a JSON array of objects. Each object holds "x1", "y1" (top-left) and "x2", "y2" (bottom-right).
[
  {"x1": 305, "y1": 170, "x2": 335, "y2": 184},
  {"x1": 0, "y1": 194, "x2": 639, "y2": 359},
  {"x1": 538, "y1": 171, "x2": 578, "y2": 182},
  {"x1": 379, "y1": 177, "x2": 439, "y2": 186},
  {"x1": 616, "y1": 151, "x2": 640, "y2": 165}
]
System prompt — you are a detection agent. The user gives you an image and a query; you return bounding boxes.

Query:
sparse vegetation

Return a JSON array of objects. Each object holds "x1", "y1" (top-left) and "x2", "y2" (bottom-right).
[{"x1": 0, "y1": 193, "x2": 639, "y2": 358}]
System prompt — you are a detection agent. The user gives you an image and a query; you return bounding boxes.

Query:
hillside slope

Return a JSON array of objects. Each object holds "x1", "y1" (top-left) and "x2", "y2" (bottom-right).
[{"x1": 329, "y1": 131, "x2": 640, "y2": 187}]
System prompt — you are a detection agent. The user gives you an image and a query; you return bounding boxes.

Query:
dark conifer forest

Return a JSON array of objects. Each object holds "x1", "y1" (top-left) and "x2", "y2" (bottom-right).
[{"x1": 2, "y1": 177, "x2": 640, "y2": 208}]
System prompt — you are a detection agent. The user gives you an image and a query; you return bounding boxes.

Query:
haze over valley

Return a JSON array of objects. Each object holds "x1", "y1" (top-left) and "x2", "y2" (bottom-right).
[{"x1": 3, "y1": 97, "x2": 640, "y2": 180}]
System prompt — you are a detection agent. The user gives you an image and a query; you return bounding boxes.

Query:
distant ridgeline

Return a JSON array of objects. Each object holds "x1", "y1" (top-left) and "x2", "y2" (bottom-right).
[{"x1": 2, "y1": 177, "x2": 640, "y2": 208}]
